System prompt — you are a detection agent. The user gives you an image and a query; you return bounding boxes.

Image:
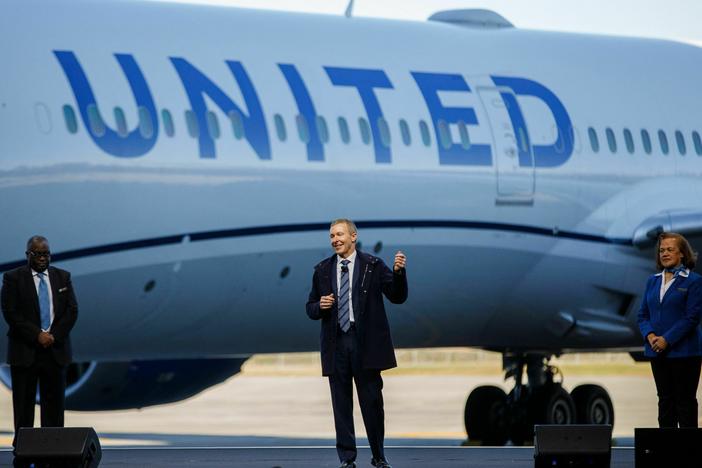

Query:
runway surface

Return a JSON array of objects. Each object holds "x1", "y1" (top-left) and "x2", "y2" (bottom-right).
[
  {"x1": 0, "y1": 366, "x2": 685, "y2": 467},
  {"x1": 1, "y1": 373, "x2": 670, "y2": 447},
  {"x1": 0, "y1": 446, "x2": 636, "y2": 467}
]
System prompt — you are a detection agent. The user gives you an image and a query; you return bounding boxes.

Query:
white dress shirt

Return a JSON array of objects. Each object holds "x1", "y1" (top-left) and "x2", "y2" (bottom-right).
[
  {"x1": 32, "y1": 269, "x2": 54, "y2": 330},
  {"x1": 336, "y1": 250, "x2": 357, "y2": 323}
]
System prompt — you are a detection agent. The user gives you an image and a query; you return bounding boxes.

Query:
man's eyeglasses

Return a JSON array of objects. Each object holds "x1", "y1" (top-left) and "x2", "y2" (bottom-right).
[{"x1": 27, "y1": 250, "x2": 51, "y2": 258}]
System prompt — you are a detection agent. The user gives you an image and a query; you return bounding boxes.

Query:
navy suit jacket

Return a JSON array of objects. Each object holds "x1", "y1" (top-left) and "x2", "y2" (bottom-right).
[
  {"x1": 637, "y1": 270, "x2": 702, "y2": 358},
  {"x1": 1, "y1": 265, "x2": 79, "y2": 366},
  {"x1": 306, "y1": 250, "x2": 408, "y2": 376}
]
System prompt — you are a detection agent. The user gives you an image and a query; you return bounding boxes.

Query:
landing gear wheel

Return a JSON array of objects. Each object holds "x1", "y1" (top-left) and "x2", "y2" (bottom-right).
[
  {"x1": 571, "y1": 384, "x2": 614, "y2": 425},
  {"x1": 533, "y1": 385, "x2": 576, "y2": 425},
  {"x1": 464, "y1": 385, "x2": 508, "y2": 445}
]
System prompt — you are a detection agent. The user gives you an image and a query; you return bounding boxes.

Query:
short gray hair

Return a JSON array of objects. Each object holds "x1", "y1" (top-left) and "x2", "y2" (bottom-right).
[{"x1": 330, "y1": 218, "x2": 357, "y2": 234}]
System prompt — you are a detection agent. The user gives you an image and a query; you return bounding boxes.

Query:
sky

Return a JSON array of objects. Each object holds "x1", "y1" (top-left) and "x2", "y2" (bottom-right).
[{"x1": 157, "y1": 0, "x2": 702, "y2": 45}]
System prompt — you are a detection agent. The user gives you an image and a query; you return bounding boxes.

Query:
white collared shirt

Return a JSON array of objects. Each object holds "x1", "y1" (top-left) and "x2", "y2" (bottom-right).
[
  {"x1": 336, "y1": 250, "x2": 357, "y2": 323},
  {"x1": 657, "y1": 268, "x2": 689, "y2": 302},
  {"x1": 32, "y1": 269, "x2": 54, "y2": 330}
]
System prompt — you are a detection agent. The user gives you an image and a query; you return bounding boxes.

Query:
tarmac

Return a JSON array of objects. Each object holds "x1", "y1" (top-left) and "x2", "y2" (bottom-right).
[{"x1": 0, "y1": 362, "x2": 688, "y2": 467}]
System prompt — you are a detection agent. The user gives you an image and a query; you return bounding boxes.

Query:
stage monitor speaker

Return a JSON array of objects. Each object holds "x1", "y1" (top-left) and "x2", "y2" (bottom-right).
[
  {"x1": 534, "y1": 424, "x2": 612, "y2": 468},
  {"x1": 14, "y1": 427, "x2": 102, "y2": 468},
  {"x1": 635, "y1": 427, "x2": 702, "y2": 468}
]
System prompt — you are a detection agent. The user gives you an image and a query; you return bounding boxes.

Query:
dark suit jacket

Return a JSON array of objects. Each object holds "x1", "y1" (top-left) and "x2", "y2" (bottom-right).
[
  {"x1": 1, "y1": 265, "x2": 79, "y2": 366},
  {"x1": 637, "y1": 270, "x2": 702, "y2": 358},
  {"x1": 306, "y1": 250, "x2": 408, "y2": 376}
]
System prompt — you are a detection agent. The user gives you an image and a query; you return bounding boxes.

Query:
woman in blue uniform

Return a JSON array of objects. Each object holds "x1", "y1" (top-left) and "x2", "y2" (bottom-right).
[{"x1": 638, "y1": 232, "x2": 702, "y2": 428}]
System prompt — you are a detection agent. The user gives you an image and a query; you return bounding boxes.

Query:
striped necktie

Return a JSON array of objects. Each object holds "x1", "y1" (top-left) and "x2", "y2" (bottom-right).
[
  {"x1": 38, "y1": 272, "x2": 51, "y2": 330},
  {"x1": 338, "y1": 259, "x2": 351, "y2": 332}
]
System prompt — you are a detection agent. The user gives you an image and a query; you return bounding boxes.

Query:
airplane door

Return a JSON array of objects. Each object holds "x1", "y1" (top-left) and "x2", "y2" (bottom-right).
[{"x1": 476, "y1": 87, "x2": 534, "y2": 205}]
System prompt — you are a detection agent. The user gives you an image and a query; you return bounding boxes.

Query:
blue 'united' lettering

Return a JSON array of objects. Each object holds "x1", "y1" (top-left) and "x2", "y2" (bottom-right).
[{"x1": 55, "y1": 50, "x2": 573, "y2": 168}]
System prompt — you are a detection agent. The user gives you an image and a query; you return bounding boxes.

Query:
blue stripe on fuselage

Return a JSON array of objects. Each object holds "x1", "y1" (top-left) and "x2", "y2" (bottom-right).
[{"x1": 0, "y1": 221, "x2": 631, "y2": 273}]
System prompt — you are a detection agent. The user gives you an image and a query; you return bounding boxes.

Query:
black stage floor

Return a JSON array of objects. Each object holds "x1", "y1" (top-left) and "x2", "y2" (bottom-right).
[{"x1": 0, "y1": 446, "x2": 635, "y2": 467}]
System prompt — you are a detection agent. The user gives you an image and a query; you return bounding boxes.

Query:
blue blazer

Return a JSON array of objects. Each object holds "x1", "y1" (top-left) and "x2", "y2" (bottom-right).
[{"x1": 637, "y1": 270, "x2": 702, "y2": 358}]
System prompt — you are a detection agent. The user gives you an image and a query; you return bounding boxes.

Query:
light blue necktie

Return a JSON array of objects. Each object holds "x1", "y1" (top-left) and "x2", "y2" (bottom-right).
[
  {"x1": 38, "y1": 272, "x2": 51, "y2": 330},
  {"x1": 338, "y1": 259, "x2": 351, "y2": 332}
]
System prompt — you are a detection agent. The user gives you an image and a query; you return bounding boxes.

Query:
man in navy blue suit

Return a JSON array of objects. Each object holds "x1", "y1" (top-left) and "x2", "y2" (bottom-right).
[
  {"x1": 307, "y1": 219, "x2": 407, "y2": 468},
  {"x1": 1, "y1": 235, "x2": 79, "y2": 447}
]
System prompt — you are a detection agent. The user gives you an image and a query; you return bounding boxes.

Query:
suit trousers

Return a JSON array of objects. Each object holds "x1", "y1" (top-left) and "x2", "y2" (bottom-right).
[
  {"x1": 650, "y1": 355, "x2": 701, "y2": 428},
  {"x1": 10, "y1": 348, "x2": 66, "y2": 446},
  {"x1": 328, "y1": 326, "x2": 385, "y2": 463}
]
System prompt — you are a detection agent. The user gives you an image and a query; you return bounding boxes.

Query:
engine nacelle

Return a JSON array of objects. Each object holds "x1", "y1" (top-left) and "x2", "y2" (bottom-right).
[{"x1": 0, "y1": 357, "x2": 248, "y2": 410}]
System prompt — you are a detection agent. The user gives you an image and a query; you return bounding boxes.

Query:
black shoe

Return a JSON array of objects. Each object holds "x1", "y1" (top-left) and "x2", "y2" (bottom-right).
[
  {"x1": 339, "y1": 461, "x2": 356, "y2": 468},
  {"x1": 371, "y1": 459, "x2": 392, "y2": 468}
]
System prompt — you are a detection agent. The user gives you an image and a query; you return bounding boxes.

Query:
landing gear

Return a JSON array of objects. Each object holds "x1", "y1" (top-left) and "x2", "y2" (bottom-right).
[
  {"x1": 464, "y1": 353, "x2": 614, "y2": 445},
  {"x1": 464, "y1": 385, "x2": 508, "y2": 445},
  {"x1": 571, "y1": 384, "x2": 614, "y2": 425}
]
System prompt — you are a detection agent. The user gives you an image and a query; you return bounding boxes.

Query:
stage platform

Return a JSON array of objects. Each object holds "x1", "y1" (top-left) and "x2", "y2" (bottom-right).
[{"x1": 0, "y1": 445, "x2": 635, "y2": 467}]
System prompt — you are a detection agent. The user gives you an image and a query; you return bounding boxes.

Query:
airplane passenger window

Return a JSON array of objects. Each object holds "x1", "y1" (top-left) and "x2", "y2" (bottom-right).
[
  {"x1": 87, "y1": 104, "x2": 106, "y2": 137},
  {"x1": 114, "y1": 107, "x2": 127, "y2": 137},
  {"x1": 316, "y1": 116, "x2": 329, "y2": 144},
  {"x1": 338, "y1": 117, "x2": 350, "y2": 144},
  {"x1": 419, "y1": 120, "x2": 431, "y2": 147},
  {"x1": 205, "y1": 111, "x2": 219, "y2": 140},
  {"x1": 399, "y1": 119, "x2": 411, "y2": 146},
  {"x1": 62, "y1": 105, "x2": 78, "y2": 134},
  {"x1": 458, "y1": 120, "x2": 471, "y2": 150},
  {"x1": 378, "y1": 117, "x2": 391, "y2": 148},
  {"x1": 296, "y1": 114, "x2": 310, "y2": 143},
  {"x1": 274, "y1": 114, "x2": 287, "y2": 142},
  {"x1": 641, "y1": 129, "x2": 652, "y2": 154},
  {"x1": 675, "y1": 130, "x2": 686, "y2": 155},
  {"x1": 228, "y1": 110, "x2": 244, "y2": 139},
  {"x1": 206, "y1": 112, "x2": 220, "y2": 140},
  {"x1": 139, "y1": 106, "x2": 155, "y2": 139},
  {"x1": 518, "y1": 127, "x2": 529, "y2": 153},
  {"x1": 162, "y1": 109, "x2": 175, "y2": 137},
  {"x1": 692, "y1": 131, "x2": 702, "y2": 155},
  {"x1": 185, "y1": 110, "x2": 199, "y2": 138},
  {"x1": 605, "y1": 128, "x2": 617, "y2": 153},
  {"x1": 587, "y1": 127, "x2": 599, "y2": 153},
  {"x1": 359, "y1": 117, "x2": 371, "y2": 145},
  {"x1": 553, "y1": 125, "x2": 565, "y2": 154},
  {"x1": 437, "y1": 119, "x2": 451, "y2": 150},
  {"x1": 658, "y1": 130, "x2": 669, "y2": 155},
  {"x1": 623, "y1": 129, "x2": 634, "y2": 154}
]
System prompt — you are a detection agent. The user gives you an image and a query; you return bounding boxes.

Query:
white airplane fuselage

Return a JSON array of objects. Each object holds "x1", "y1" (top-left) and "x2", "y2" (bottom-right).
[{"x1": 1, "y1": 0, "x2": 701, "y2": 367}]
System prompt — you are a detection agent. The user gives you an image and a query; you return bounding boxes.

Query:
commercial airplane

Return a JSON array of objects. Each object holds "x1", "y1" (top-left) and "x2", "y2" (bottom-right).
[{"x1": 1, "y1": 0, "x2": 701, "y2": 445}]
